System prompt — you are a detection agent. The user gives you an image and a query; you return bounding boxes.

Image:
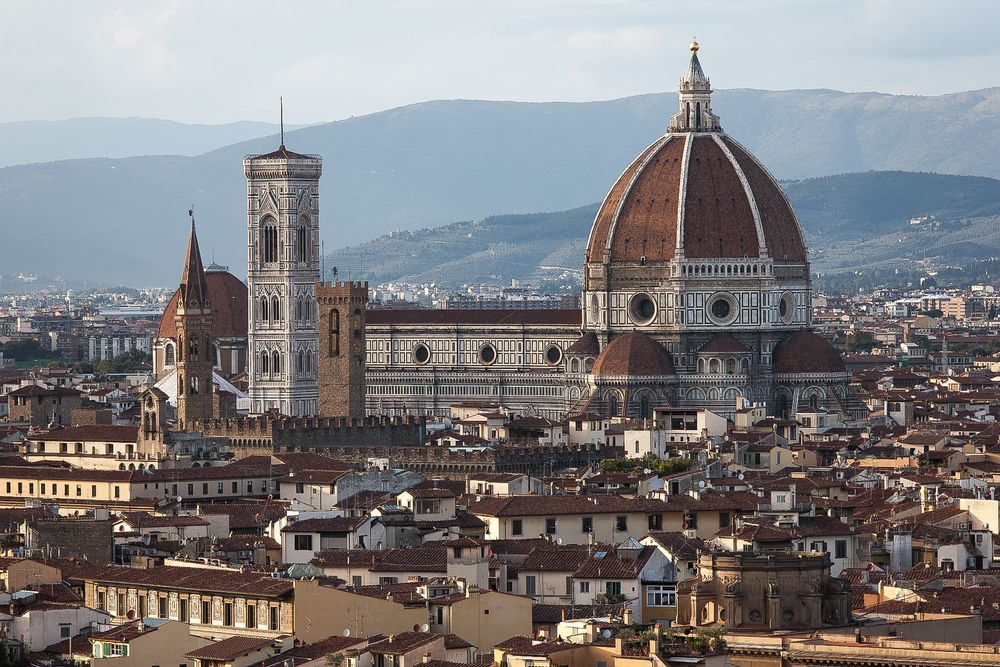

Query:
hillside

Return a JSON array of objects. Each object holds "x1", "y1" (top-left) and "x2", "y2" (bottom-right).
[
  {"x1": 7, "y1": 87, "x2": 1000, "y2": 283},
  {"x1": 0, "y1": 118, "x2": 303, "y2": 168},
  {"x1": 327, "y1": 171, "x2": 1000, "y2": 288}
]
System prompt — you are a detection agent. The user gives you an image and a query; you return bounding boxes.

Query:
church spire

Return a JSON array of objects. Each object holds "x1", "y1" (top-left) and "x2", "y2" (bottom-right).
[
  {"x1": 179, "y1": 209, "x2": 210, "y2": 310},
  {"x1": 668, "y1": 38, "x2": 721, "y2": 133}
]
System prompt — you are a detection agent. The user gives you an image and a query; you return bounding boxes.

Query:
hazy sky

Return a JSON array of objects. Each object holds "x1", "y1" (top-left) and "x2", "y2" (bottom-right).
[{"x1": 3, "y1": 0, "x2": 999, "y2": 125}]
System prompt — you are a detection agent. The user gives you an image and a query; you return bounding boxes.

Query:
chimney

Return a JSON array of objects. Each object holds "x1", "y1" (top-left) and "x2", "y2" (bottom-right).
[
  {"x1": 623, "y1": 608, "x2": 632, "y2": 625},
  {"x1": 423, "y1": 653, "x2": 432, "y2": 664}
]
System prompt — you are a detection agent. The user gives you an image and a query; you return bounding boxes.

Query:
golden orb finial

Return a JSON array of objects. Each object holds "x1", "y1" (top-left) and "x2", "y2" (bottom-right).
[{"x1": 690, "y1": 36, "x2": 699, "y2": 53}]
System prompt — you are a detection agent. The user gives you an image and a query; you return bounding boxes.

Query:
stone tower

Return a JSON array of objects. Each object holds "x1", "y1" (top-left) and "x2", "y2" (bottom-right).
[
  {"x1": 244, "y1": 143, "x2": 322, "y2": 416},
  {"x1": 175, "y1": 219, "x2": 214, "y2": 429},
  {"x1": 316, "y1": 281, "x2": 368, "y2": 418}
]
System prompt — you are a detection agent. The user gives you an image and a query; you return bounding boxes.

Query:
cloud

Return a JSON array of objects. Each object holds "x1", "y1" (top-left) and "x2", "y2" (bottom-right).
[{"x1": 1, "y1": 0, "x2": 997, "y2": 124}]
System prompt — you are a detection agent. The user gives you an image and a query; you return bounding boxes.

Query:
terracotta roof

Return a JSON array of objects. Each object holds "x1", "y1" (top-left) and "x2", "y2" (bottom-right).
[
  {"x1": 79, "y1": 564, "x2": 294, "y2": 597},
  {"x1": 772, "y1": 330, "x2": 846, "y2": 374},
  {"x1": 644, "y1": 531, "x2": 705, "y2": 560},
  {"x1": 247, "y1": 144, "x2": 316, "y2": 161},
  {"x1": 366, "y1": 309, "x2": 581, "y2": 327},
  {"x1": 156, "y1": 269, "x2": 248, "y2": 340},
  {"x1": 566, "y1": 332, "x2": 600, "y2": 356},
  {"x1": 196, "y1": 502, "x2": 288, "y2": 530},
  {"x1": 592, "y1": 332, "x2": 675, "y2": 377},
  {"x1": 246, "y1": 637, "x2": 366, "y2": 667},
  {"x1": 698, "y1": 333, "x2": 749, "y2": 353},
  {"x1": 368, "y1": 631, "x2": 439, "y2": 654},
  {"x1": 8, "y1": 385, "x2": 81, "y2": 397},
  {"x1": 186, "y1": 635, "x2": 274, "y2": 660},
  {"x1": 586, "y1": 133, "x2": 805, "y2": 265}
]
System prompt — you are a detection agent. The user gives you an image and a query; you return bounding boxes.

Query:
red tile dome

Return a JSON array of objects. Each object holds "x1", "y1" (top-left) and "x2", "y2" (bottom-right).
[
  {"x1": 156, "y1": 268, "x2": 248, "y2": 340},
  {"x1": 592, "y1": 331, "x2": 675, "y2": 377},
  {"x1": 772, "y1": 330, "x2": 846, "y2": 375},
  {"x1": 586, "y1": 133, "x2": 805, "y2": 265}
]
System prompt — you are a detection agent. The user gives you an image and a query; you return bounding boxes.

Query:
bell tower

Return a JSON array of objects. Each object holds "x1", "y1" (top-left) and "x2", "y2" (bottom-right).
[
  {"x1": 244, "y1": 134, "x2": 322, "y2": 416},
  {"x1": 175, "y1": 216, "x2": 214, "y2": 429}
]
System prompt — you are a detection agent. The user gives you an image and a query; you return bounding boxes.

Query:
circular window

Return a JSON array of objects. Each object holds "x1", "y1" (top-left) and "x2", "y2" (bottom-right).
[
  {"x1": 782, "y1": 609, "x2": 794, "y2": 623},
  {"x1": 479, "y1": 344, "x2": 497, "y2": 366},
  {"x1": 748, "y1": 609, "x2": 762, "y2": 623},
  {"x1": 544, "y1": 344, "x2": 563, "y2": 366},
  {"x1": 707, "y1": 293, "x2": 738, "y2": 325},
  {"x1": 628, "y1": 293, "x2": 657, "y2": 325},
  {"x1": 779, "y1": 292, "x2": 794, "y2": 324},
  {"x1": 412, "y1": 343, "x2": 430, "y2": 365}
]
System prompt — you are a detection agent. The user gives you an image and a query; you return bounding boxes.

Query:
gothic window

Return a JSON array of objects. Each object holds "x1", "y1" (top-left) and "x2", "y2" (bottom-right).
[
  {"x1": 260, "y1": 297, "x2": 269, "y2": 323},
  {"x1": 329, "y1": 309, "x2": 341, "y2": 357},
  {"x1": 696, "y1": 101, "x2": 702, "y2": 130},
  {"x1": 213, "y1": 344, "x2": 220, "y2": 369},
  {"x1": 164, "y1": 343, "x2": 175, "y2": 366},
  {"x1": 177, "y1": 336, "x2": 183, "y2": 362},
  {"x1": 261, "y1": 220, "x2": 278, "y2": 264},
  {"x1": 272, "y1": 296, "x2": 281, "y2": 322},
  {"x1": 296, "y1": 297, "x2": 303, "y2": 321},
  {"x1": 607, "y1": 392, "x2": 620, "y2": 417},
  {"x1": 272, "y1": 351, "x2": 281, "y2": 375},
  {"x1": 306, "y1": 350, "x2": 312, "y2": 373},
  {"x1": 638, "y1": 394, "x2": 651, "y2": 419},
  {"x1": 260, "y1": 351, "x2": 269, "y2": 375},
  {"x1": 178, "y1": 374, "x2": 184, "y2": 396},
  {"x1": 297, "y1": 350, "x2": 304, "y2": 373},
  {"x1": 190, "y1": 376, "x2": 199, "y2": 395},
  {"x1": 150, "y1": 412, "x2": 157, "y2": 433},
  {"x1": 297, "y1": 224, "x2": 308, "y2": 263},
  {"x1": 189, "y1": 338, "x2": 199, "y2": 362},
  {"x1": 810, "y1": 394, "x2": 820, "y2": 410}
]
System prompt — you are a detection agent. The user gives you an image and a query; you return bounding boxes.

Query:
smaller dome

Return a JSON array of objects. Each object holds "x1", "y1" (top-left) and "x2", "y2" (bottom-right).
[
  {"x1": 593, "y1": 332, "x2": 675, "y2": 377},
  {"x1": 698, "y1": 333, "x2": 749, "y2": 354},
  {"x1": 772, "y1": 330, "x2": 845, "y2": 374},
  {"x1": 566, "y1": 332, "x2": 600, "y2": 356}
]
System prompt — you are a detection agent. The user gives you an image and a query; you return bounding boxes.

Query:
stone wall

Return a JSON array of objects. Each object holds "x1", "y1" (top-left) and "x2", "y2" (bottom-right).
[{"x1": 35, "y1": 518, "x2": 114, "y2": 564}]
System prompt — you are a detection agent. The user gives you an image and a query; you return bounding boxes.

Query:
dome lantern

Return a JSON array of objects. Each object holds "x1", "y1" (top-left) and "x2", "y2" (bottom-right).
[{"x1": 669, "y1": 39, "x2": 721, "y2": 133}]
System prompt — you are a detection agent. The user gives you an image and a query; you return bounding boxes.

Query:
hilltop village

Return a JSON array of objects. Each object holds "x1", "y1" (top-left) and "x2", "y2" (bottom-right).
[{"x1": 3, "y1": 44, "x2": 1000, "y2": 667}]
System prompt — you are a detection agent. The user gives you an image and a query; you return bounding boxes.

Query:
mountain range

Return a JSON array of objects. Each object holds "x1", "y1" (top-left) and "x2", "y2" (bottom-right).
[
  {"x1": 6, "y1": 86, "x2": 1000, "y2": 284},
  {"x1": 326, "y1": 171, "x2": 1000, "y2": 289}
]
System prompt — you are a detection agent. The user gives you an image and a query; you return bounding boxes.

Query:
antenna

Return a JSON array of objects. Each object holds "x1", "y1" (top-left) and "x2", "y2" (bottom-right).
[
  {"x1": 188, "y1": 205, "x2": 195, "y2": 226},
  {"x1": 280, "y1": 96, "x2": 285, "y2": 147}
]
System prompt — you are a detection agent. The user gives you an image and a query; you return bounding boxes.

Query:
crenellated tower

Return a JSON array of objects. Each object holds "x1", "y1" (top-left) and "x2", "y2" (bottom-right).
[
  {"x1": 174, "y1": 217, "x2": 215, "y2": 429},
  {"x1": 244, "y1": 141, "x2": 323, "y2": 416},
  {"x1": 316, "y1": 280, "x2": 368, "y2": 418}
]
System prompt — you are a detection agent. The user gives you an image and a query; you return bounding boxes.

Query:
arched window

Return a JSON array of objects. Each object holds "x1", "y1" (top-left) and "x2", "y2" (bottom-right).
[
  {"x1": 638, "y1": 395, "x2": 651, "y2": 419},
  {"x1": 305, "y1": 350, "x2": 312, "y2": 373},
  {"x1": 328, "y1": 309, "x2": 341, "y2": 356},
  {"x1": 177, "y1": 335, "x2": 183, "y2": 362},
  {"x1": 261, "y1": 220, "x2": 278, "y2": 263},
  {"x1": 260, "y1": 351, "x2": 269, "y2": 375},
  {"x1": 272, "y1": 350, "x2": 281, "y2": 375},
  {"x1": 260, "y1": 297, "x2": 269, "y2": 322},
  {"x1": 709, "y1": 358, "x2": 720, "y2": 374},
  {"x1": 213, "y1": 344, "x2": 220, "y2": 369},
  {"x1": 696, "y1": 101, "x2": 702, "y2": 130},
  {"x1": 189, "y1": 337, "x2": 199, "y2": 361},
  {"x1": 607, "y1": 392, "x2": 620, "y2": 417},
  {"x1": 178, "y1": 374, "x2": 184, "y2": 396},
  {"x1": 810, "y1": 394, "x2": 820, "y2": 410},
  {"x1": 297, "y1": 224, "x2": 308, "y2": 263},
  {"x1": 297, "y1": 350, "x2": 304, "y2": 373},
  {"x1": 296, "y1": 296, "x2": 303, "y2": 321},
  {"x1": 726, "y1": 359, "x2": 736, "y2": 374},
  {"x1": 272, "y1": 296, "x2": 280, "y2": 322},
  {"x1": 190, "y1": 376, "x2": 199, "y2": 395},
  {"x1": 164, "y1": 343, "x2": 175, "y2": 366}
]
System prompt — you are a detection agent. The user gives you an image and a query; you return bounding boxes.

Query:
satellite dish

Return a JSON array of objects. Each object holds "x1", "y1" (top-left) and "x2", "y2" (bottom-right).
[
  {"x1": 698, "y1": 481, "x2": 706, "y2": 489},
  {"x1": 555, "y1": 538, "x2": 563, "y2": 545},
  {"x1": 601, "y1": 629, "x2": 612, "y2": 639},
  {"x1": 420, "y1": 623, "x2": 430, "y2": 632},
  {"x1": 343, "y1": 628, "x2": 351, "y2": 637},
  {"x1": 176, "y1": 496, "x2": 183, "y2": 503},
  {"x1": 737, "y1": 474, "x2": 745, "y2": 481}
]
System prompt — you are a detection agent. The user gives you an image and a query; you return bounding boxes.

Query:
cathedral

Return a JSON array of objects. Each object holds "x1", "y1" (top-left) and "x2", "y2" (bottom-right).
[{"x1": 154, "y1": 42, "x2": 859, "y2": 424}]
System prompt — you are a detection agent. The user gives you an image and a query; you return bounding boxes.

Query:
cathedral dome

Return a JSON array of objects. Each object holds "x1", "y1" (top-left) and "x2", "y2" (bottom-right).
[
  {"x1": 585, "y1": 46, "x2": 805, "y2": 267},
  {"x1": 772, "y1": 330, "x2": 846, "y2": 375},
  {"x1": 593, "y1": 331, "x2": 675, "y2": 377},
  {"x1": 156, "y1": 267, "x2": 248, "y2": 340}
]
